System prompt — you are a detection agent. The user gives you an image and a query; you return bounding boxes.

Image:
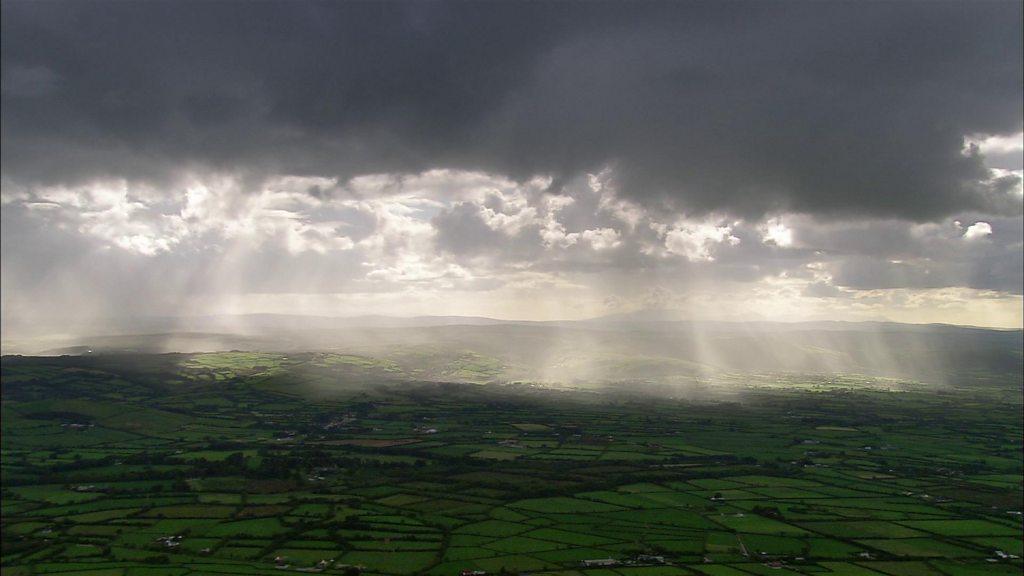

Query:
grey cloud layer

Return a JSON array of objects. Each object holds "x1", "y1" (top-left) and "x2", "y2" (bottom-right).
[
  {"x1": 2, "y1": 170, "x2": 1017, "y2": 322},
  {"x1": 3, "y1": 1, "x2": 1022, "y2": 219},
  {"x1": 2, "y1": 1, "x2": 1022, "y2": 329}
]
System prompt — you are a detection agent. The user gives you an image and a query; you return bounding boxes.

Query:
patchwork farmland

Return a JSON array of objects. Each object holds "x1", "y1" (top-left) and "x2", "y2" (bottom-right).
[{"x1": 1, "y1": 352, "x2": 1021, "y2": 576}]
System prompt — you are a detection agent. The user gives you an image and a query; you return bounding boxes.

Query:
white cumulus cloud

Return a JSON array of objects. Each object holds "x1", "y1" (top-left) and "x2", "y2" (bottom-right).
[
  {"x1": 662, "y1": 220, "x2": 740, "y2": 262},
  {"x1": 962, "y1": 221, "x2": 993, "y2": 240}
]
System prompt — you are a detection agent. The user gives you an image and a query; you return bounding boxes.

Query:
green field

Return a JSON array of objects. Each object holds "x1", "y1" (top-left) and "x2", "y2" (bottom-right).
[{"x1": 1, "y1": 352, "x2": 1021, "y2": 575}]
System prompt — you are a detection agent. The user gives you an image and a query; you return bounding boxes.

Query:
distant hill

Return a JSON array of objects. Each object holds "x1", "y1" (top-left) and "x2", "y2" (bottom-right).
[{"x1": 5, "y1": 315, "x2": 1020, "y2": 388}]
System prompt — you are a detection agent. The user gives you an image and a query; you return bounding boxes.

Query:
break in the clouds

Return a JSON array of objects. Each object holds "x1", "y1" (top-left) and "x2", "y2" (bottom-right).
[{"x1": 1, "y1": 1, "x2": 1022, "y2": 330}]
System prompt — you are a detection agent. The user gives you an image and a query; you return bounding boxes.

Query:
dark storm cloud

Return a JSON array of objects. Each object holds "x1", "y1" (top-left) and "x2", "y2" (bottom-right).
[{"x1": 2, "y1": 1, "x2": 1021, "y2": 220}]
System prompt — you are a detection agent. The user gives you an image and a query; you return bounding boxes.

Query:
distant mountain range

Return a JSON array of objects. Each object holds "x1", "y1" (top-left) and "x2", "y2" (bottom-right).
[
  {"x1": 8, "y1": 310, "x2": 1016, "y2": 337},
  {"x1": 3, "y1": 312, "x2": 1020, "y2": 387}
]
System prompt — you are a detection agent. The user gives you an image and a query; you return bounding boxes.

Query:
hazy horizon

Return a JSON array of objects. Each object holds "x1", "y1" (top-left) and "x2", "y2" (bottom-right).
[{"x1": 6, "y1": 308, "x2": 1024, "y2": 332}]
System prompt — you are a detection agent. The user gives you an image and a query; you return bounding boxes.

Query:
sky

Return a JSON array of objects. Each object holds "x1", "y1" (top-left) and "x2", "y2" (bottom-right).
[{"x1": 1, "y1": 1, "x2": 1022, "y2": 331}]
